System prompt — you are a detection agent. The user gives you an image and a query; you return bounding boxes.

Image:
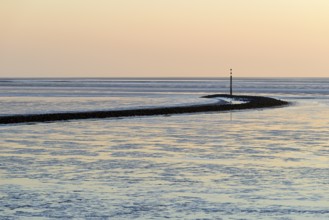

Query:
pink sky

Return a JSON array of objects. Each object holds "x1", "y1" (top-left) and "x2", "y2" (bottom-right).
[{"x1": 1, "y1": 0, "x2": 329, "y2": 77}]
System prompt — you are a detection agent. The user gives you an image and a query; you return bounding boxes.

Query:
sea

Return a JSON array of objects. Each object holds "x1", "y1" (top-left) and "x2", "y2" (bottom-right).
[{"x1": 1, "y1": 78, "x2": 329, "y2": 219}]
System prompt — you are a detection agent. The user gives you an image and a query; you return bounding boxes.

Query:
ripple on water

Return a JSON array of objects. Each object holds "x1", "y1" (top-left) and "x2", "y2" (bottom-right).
[{"x1": 1, "y1": 98, "x2": 329, "y2": 219}]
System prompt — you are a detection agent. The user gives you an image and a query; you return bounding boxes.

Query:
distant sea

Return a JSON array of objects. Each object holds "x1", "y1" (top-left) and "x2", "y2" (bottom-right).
[{"x1": 1, "y1": 78, "x2": 329, "y2": 219}]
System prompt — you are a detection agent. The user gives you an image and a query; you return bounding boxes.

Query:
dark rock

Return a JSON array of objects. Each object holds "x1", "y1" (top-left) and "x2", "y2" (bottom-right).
[{"x1": 0, "y1": 94, "x2": 289, "y2": 125}]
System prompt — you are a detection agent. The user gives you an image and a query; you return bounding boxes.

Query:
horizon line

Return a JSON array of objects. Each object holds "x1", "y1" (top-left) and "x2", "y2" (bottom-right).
[{"x1": 1, "y1": 76, "x2": 329, "y2": 79}]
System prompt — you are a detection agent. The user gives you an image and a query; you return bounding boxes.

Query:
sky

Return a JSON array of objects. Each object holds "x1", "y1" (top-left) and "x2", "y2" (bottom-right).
[{"x1": 1, "y1": 0, "x2": 329, "y2": 77}]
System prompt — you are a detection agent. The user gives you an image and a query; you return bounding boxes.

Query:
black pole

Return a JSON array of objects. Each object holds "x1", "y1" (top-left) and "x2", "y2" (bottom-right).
[{"x1": 230, "y1": 69, "x2": 233, "y2": 96}]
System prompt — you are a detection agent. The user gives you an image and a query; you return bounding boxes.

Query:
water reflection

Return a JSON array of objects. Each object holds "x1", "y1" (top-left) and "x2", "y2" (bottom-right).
[{"x1": 1, "y1": 98, "x2": 329, "y2": 219}]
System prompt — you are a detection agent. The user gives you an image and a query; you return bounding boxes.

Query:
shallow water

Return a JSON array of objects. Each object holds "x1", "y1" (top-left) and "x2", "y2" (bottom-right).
[{"x1": 1, "y1": 78, "x2": 329, "y2": 219}]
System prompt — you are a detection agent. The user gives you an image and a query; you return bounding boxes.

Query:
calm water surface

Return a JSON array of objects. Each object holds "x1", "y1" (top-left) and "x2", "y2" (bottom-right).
[{"x1": 1, "y1": 78, "x2": 329, "y2": 219}]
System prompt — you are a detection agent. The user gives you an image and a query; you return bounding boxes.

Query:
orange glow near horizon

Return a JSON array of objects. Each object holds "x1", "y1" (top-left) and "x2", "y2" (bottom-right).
[{"x1": 1, "y1": 0, "x2": 329, "y2": 77}]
